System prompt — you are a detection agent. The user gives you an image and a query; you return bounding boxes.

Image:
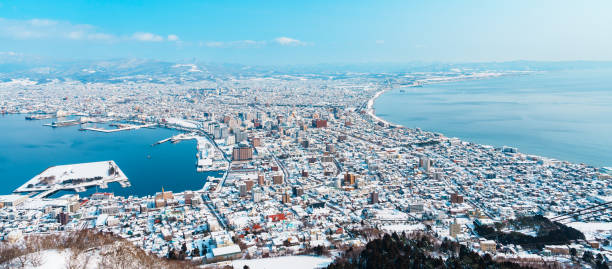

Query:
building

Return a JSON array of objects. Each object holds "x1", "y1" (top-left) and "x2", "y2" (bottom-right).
[
  {"x1": 282, "y1": 193, "x2": 291, "y2": 204},
  {"x1": 253, "y1": 188, "x2": 264, "y2": 202},
  {"x1": 419, "y1": 156, "x2": 431, "y2": 172},
  {"x1": 450, "y1": 193, "x2": 464, "y2": 204},
  {"x1": 155, "y1": 188, "x2": 174, "y2": 208},
  {"x1": 273, "y1": 175, "x2": 284, "y2": 185},
  {"x1": 480, "y1": 240, "x2": 497, "y2": 253},
  {"x1": 409, "y1": 204, "x2": 424, "y2": 213},
  {"x1": 370, "y1": 192, "x2": 379, "y2": 204},
  {"x1": 312, "y1": 119, "x2": 327, "y2": 128},
  {"x1": 184, "y1": 191, "x2": 194, "y2": 205},
  {"x1": 292, "y1": 186, "x2": 304, "y2": 197},
  {"x1": 449, "y1": 219, "x2": 462, "y2": 237},
  {"x1": 0, "y1": 194, "x2": 27, "y2": 207},
  {"x1": 210, "y1": 245, "x2": 242, "y2": 262},
  {"x1": 234, "y1": 130, "x2": 247, "y2": 142},
  {"x1": 91, "y1": 192, "x2": 114, "y2": 200},
  {"x1": 245, "y1": 180, "x2": 254, "y2": 191},
  {"x1": 344, "y1": 172, "x2": 356, "y2": 186},
  {"x1": 58, "y1": 212, "x2": 70, "y2": 225},
  {"x1": 250, "y1": 137, "x2": 261, "y2": 147},
  {"x1": 232, "y1": 146, "x2": 253, "y2": 161},
  {"x1": 68, "y1": 202, "x2": 80, "y2": 213},
  {"x1": 239, "y1": 183, "x2": 247, "y2": 197}
]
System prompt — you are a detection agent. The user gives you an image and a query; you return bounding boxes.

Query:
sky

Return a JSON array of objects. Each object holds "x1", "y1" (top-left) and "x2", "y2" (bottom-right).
[{"x1": 0, "y1": 0, "x2": 611, "y2": 65}]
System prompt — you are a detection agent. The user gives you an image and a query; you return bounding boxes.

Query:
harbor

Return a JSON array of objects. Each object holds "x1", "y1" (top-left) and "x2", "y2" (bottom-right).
[
  {"x1": 0, "y1": 114, "x2": 215, "y2": 197},
  {"x1": 153, "y1": 132, "x2": 230, "y2": 173}
]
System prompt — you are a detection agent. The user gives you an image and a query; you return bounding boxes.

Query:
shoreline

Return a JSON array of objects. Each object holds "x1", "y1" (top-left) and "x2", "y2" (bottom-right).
[
  {"x1": 367, "y1": 72, "x2": 610, "y2": 168},
  {"x1": 365, "y1": 71, "x2": 516, "y2": 128}
]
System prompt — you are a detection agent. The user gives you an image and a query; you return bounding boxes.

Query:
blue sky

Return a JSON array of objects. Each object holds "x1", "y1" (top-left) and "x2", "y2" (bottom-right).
[{"x1": 0, "y1": 0, "x2": 611, "y2": 65}]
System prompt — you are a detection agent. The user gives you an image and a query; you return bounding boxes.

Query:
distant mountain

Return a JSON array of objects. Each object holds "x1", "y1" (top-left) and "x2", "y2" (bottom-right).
[{"x1": 1, "y1": 58, "x2": 612, "y2": 84}]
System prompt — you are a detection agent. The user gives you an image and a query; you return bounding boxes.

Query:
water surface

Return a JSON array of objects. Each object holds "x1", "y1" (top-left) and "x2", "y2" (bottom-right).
[
  {"x1": 0, "y1": 114, "x2": 220, "y2": 197},
  {"x1": 374, "y1": 69, "x2": 612, "y2": 167}
]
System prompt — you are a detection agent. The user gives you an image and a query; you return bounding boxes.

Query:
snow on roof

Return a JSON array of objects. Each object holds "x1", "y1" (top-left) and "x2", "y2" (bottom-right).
[
  {"x1": 0, "y1": 194, "x2": 28, "y2": 202},
  {"x1": 164, "y1": 118, "x2": 198, "y2": 129},
  {"x1": 34, "y1": 161, "x2": 119, "y2": 182},
  {"x1": 381, "y1": 223, "x2": 426, "y2": 232},
  {"x1": 211, "y1": 244, "x2": 241, "y2": 257}
]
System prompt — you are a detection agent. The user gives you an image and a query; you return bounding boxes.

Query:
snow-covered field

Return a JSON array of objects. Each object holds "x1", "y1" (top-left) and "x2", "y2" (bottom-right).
[
  {"x1": 230, "y1": 255, "x2": 333, "y2": 269},
  {"x1": 567, "y1": 222, "x2": 612, "y2": 239},
  {"x1": 9, "y1": 249, "x2": 101, "y2": 269}
]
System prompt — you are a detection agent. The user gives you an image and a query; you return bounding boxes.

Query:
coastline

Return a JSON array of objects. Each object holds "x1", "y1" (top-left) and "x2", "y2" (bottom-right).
[
  {"x1": 366, "y1": 72, "x2": 516, "y2": 128},
  {"x1": 365, "y1": 87, "x2": 403, "y2": 128},
  {"x1": 368, "y1": 71, "x2": 610, "y2": 168}
]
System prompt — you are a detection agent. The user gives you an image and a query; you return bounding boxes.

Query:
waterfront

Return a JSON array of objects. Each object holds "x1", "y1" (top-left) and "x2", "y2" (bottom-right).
[
  {"x1": 374, "y1": 69, "x2": 612, "y2": 167},
  {"x1": 0, "y1": 114, "x2": 220, "y2": 197}
]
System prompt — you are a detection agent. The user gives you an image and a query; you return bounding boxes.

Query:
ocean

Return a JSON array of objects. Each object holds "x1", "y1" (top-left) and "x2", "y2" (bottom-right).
[
  {"x1": 374, "y1": 69, "x2": 612, "y2": 167},
  {"x1": 0, "y1": 114, "x2": 220, "y2": 197}
]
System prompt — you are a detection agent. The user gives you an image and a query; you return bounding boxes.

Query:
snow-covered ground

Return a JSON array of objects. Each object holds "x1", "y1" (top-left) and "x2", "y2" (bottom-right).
[
  {"x1": 567, "y1": 222, "x2": 612, "y2": 240},
  {"x1": 9, "y1": 249, "x2": 101, "y2": 269},
  {"x1": 230, "y1": 255, "x2": 333, "y2": 269},
  {"x1": 15, "y1": 160, "x2": 128, "y2": 194},
  {"x1": 380, "y1": 223, "x2": 426, "y2": 233}
]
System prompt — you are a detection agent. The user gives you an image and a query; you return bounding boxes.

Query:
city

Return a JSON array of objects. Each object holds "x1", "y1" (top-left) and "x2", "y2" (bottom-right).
[
  {"x1": 1, "y1": 0, "x2": 612, "y2": 268},
  {"x1": 0, "y1": 68, "x2": 610, "y2": 268}
]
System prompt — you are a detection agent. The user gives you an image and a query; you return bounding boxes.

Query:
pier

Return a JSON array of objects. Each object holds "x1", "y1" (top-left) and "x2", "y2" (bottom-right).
[
  {"x1": 14, "y1": 160, "x2": 130, "y2": 199},
  {"x1": 153, "y1": 132, "x2": 230, "y2": 175},
  {"x1": 81, "y1": 123, "x2": 157, "y2": 133}
]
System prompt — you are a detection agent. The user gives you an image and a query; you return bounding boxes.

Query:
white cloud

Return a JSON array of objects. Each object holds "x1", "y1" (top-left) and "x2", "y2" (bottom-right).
[
  {"x1": 0, "y1": 18, "x2": 116, "y2": 41},
  {"x1": 274, "y1": 37, "x2": 305, "y2": 46},
  {"x1": 202, "y1": 37, "x2": 309, "y2": 48},
  {"x1": 0, "y1": 51, "x2": 19, "y2": 56},
  {"x1": 202, "y1": 40, "x2": 266, "y2": 48},
  {"x1": 0, "y1": 18, "x2": 177, "y2": 44},
  {"x1": 202, "y1": 41, "x2": 224, "y2": 47},
  {"x1": 132, "y1": 32, "x2": 164, "y2": 42}
]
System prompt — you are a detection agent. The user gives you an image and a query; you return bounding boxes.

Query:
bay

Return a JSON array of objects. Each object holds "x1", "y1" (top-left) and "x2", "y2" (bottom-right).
[
  {"x1": 0, "y1": 114, "x2": 220, "y2": 197},
  {"x1": 374, "y1": 69, "x2": 612, "y2": 167}
]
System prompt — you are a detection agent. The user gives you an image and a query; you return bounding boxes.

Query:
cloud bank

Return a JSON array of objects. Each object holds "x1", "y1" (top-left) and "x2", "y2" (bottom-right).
[{"x1": 0, "y1": 18, "x2": 179, "y2": 43}]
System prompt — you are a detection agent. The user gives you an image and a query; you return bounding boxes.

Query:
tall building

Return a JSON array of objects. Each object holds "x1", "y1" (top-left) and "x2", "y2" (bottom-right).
[
  {"x1": 312, "y1": 119, "x2": 327, "y2": 128},
  {"x1": 232, "y1": 145, "x2": 253, "y2": 161},
  {"x1": 58, "y1": 212, "x2": 70, "y2": 225},
  {"x1": 370, "y1": 192, "x2": 379, "y2": 204},
  {"x1": 344, "y1": 172, "x2": 356, "y2": 186},
  {"x1": 273, "y1": 175, "x2": 284, "y2": 185},
  {"x1": 252, "y1": 188, "x2": 263, "y2": 202},
  {"x1": 292, "y1": 186, "x2": 304, "y2": 197},
  {"x1": 281, "y1": 193, "x2": 291, "y2": 204},
  {"x1": 450, "y1": 218, "x2": 462, "y2": 237},
  {"x1": 250, "y1": 137, "x2": 261, "y2": 147},
  {"x1": 450, "y1": 193, "x2": 464, "y2": 204},
  {"x1": 245, "y1": 180, "x2": 254, "y2": 191},
  {"x1": 234, "y1": 130, "x2": 247, "y2": 142},
  {"x1": 419, "y1": 156, "x2": 431, "y2": 172},
  {"x1": 239, "y1": 183, "x2": 247, "y2": 197},
  {"x1": 257, "y1": 174, "x2": 265, "y2": 185},
  {"x1": 184, "y1": 191, "x2": 194, "y2": 205}
]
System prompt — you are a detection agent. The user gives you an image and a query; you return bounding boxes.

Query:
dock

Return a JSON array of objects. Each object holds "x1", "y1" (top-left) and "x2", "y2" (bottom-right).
[
  {"x1": 44, "y1": 119, "x2": 80, "y2": 128},
  {"x1": 81, "y1": 123, "x2": 157, "y2": 133},
  {"x1": 14, "y1": 160, "x2": 130, "y2": 199}
]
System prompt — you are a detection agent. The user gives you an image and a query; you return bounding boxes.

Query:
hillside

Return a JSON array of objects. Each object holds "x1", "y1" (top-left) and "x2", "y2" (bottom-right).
[{"x1": 0, "y1": 230, "x2": 198, "y2": 269}]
